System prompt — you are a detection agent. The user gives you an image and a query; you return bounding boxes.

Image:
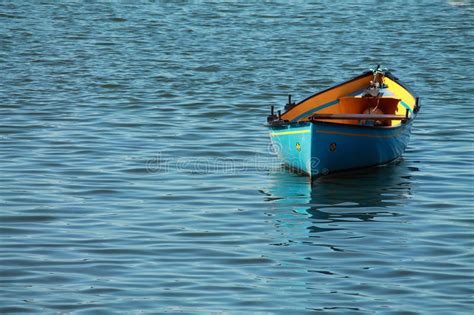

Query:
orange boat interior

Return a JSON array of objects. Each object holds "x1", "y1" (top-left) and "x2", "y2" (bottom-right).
[
  {"x1": 310, "y1": 96, "x2": 403, "y2": 126},
  {"x1": 277, "y1": 69, "x2": 417, "y2": 128}
]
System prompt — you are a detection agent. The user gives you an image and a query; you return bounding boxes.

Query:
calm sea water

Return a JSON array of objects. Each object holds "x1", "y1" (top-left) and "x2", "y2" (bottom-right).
[{"x1": 1, "y1": 1, "x2": 473, "y2": 314}]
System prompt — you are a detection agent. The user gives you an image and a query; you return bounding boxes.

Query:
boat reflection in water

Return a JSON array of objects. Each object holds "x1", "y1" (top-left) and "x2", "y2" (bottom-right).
[
  {"x1": 262, "y1": 159, "x2": 419, "y2": 313},
  {"x1": 264, "y1": 160, "x2": 416, "y2": 236}
]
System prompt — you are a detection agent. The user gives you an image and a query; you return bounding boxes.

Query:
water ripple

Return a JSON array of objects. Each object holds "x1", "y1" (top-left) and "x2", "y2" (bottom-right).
[{"x1": 1, "y1": 1, "x2": 473, "y2": 314}]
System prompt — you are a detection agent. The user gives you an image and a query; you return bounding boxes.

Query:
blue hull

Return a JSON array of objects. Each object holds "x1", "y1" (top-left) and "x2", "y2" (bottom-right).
[{"x1": 270, "y1": 121, "x2": 412, "y2": 177}]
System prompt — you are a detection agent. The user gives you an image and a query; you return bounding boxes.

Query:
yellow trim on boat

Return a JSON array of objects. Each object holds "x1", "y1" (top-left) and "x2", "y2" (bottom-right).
[
  {"x1": 385, "y1": 77, "x2": 416, "y2": 109},
  {"x1": 271, "y1": 129, "x2": 311, "y2": 136}
]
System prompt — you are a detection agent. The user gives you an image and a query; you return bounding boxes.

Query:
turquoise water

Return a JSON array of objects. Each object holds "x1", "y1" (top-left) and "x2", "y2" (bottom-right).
[{"x1": 1, "y1": 2, "x2": 473, "y2": 314}]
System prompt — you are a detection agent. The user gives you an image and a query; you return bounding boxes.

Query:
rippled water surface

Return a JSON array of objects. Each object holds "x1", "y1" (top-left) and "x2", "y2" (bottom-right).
[{"x1": 1, "y1": 2, "x2": 473, "y2": 314}]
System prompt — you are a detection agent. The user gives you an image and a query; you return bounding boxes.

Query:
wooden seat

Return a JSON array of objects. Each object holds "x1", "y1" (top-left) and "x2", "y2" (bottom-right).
[{"x1": 310, "y1": 113, "x2": 406, "y2": 120}]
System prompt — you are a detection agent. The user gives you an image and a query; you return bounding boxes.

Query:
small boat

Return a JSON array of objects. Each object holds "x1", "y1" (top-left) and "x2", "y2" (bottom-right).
[{"x1": 267, "y1": 66, "x2": 420, "y2": 178}]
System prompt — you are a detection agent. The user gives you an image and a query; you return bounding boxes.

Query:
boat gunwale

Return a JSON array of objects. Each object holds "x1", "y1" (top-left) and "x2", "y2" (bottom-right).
[
  {"x1": 272, "y1": 70, "x2": 420, "y2": 127},
  {"x1": 268, "y1": 117, "x2": 415, "y2": 132}
]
